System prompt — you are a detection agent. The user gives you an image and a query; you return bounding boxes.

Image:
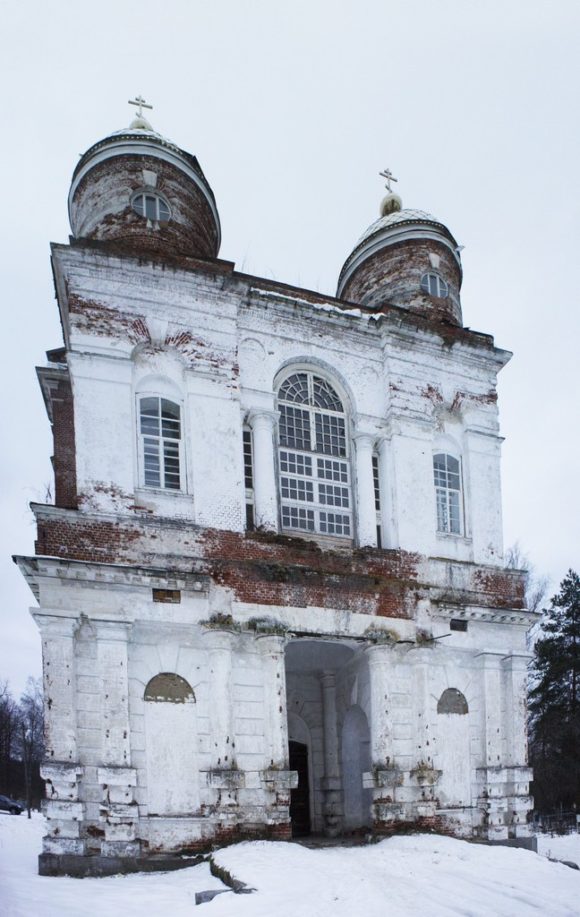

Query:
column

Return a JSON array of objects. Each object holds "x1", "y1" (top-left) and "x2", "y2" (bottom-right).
[
  {"x1": 257, "y1": 634, "x2": 289, "y2": 769},
  {"x1": 248, "y1": 411, "x2": 279, "y2": 531},
  {"x1": 353, "y1": 433, "x2": 377, "y2": 548},
  {"x1": 321, "y1": 671, "x2": 341, "y2": 836},
  {"x1": 366, "y1": 644, "x2": 394, "y2": 767}
]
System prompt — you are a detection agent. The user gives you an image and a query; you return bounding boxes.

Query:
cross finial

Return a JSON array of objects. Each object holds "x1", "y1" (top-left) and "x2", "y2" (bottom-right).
[
  {"x1": 379, "y1": 168, "x2": 398, "y2": 192},
  {"x1": 128, "y1": 95, "x2": 153, "y2": 118}
]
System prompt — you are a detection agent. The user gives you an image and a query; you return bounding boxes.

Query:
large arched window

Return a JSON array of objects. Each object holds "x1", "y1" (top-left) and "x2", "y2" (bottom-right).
[
  {"x1": 138, "y1": 396, "x2": 182, "y2": 490},
  {"x1": 433, "y1": 452, "x2": 462, "y2": 534},
  {"x1": 277, "y1": 371, "x2": 352, "y2": 537}
]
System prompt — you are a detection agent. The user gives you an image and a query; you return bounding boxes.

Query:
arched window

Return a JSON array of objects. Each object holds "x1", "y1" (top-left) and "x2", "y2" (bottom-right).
[
  {"x1": 277, "y1": 371, "x2": 352, "y2": 537},
  {"x1": 139, "y1": 396, "x2": 182, "y2": 490},
  {"x1": 433, "y1": 453, "x2": 462, "y2": 534},
  {"x1": 421, "y1": 273, "x2": 448, "y2": 298},
  {"x1": 132, "y1": 191, "x2": 171, "y2": 222}
]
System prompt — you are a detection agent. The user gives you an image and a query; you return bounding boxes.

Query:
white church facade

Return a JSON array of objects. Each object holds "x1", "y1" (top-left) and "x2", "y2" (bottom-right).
[{"x1": 15, "y1": 106, "x2": 536, "y2": 875}]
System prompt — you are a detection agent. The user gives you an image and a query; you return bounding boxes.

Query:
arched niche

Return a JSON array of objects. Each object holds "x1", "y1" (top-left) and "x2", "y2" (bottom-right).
[
  {"x1": 437, "y1": 688, "x2": 468, "y2": 715},
  {"x1": 144, "y1": 672, "x2": 195, "y2": 704},
  {"x1": 143, "y1": 672, "x2": 198, "y2": 815},
  {"x1": 435, "y1": 688, "x2": 471, "y2": 807}
]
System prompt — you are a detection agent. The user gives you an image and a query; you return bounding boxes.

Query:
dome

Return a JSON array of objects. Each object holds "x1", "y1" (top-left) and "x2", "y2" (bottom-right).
[
  {"x1": 337, "y1": 197, "x2": 463, "y2": 326},
  {"x1": 68, "y1": 118, "x2": 221, "y2": 261}
]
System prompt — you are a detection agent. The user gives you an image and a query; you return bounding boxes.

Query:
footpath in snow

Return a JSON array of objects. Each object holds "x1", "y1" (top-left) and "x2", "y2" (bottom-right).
[{"x1": 1, "y1": 813, "x2": 580, "y2": 917}]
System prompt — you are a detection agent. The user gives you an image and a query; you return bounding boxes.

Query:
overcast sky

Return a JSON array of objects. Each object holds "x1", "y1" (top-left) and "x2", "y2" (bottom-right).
[{"x1": 1, "y1": 0, "x2": 579, "y2": 695}]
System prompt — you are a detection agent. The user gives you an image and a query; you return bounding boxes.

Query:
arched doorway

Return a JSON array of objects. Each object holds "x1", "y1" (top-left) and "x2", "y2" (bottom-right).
[{"x1": 341, "y1": 705, "x2": 372, "y2": 830}]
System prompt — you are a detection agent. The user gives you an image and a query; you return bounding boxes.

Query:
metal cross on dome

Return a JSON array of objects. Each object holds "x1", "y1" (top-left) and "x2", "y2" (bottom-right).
[
  {"x1": 128, "y1": 95, "x2": 153, "y2": 117},
  {"x1": 379, "y1": 168, "x2": 398, "y2": 192}
]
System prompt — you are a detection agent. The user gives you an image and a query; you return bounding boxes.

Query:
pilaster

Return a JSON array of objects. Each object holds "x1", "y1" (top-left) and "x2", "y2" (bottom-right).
[
  {"x1": 36, "y1": 615, "x2": 86, "y2": 857},
  {"x1": 94, "y1": 621, "x2": 138, "y2": 856}
]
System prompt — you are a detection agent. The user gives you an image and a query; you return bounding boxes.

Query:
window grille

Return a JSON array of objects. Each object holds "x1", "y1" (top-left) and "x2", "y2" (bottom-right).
[
  {"x1": 420, "y1": 273, "x2": 448, "y2": 298},
  {"x1": 433, "y1": 453, "x2": 462, "y2": 534},
  {"x1": 243, "y1": 427, "x2": 255, "y2": 529},
  {"x1": 372, "y1": 453, "x2": 382, "y2": 548},
  {"x1": 278, "y1": 372, "x2": 351, "y2": 537},
  {"x1": 139, "y1": 396, "x2": 181, "y2": 490}
]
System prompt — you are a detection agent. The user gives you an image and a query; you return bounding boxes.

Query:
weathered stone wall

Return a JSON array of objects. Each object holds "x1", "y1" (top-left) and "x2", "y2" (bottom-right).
[{"x1": 46, "y1": 244, "x2": 509, "y2": 565}]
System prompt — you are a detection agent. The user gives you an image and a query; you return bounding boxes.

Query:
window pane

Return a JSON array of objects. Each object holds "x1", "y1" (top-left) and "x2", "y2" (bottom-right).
[
  {"x1": 243, "y1": 430, "x2": 254, "y2": 489},
  {"x1": 145, "y1": 195, "x2": 157, "y2": 220},
  {"x1": 133, "y1": 194, "x2": 145, "y2": 216},
  {"x1": 163, "y1": 441, "x2": 180, "y2": 489},
  {"x1": 436, "y1": 487, "x2": 448, "y2": 532},
  {"x1": 317, "y1": 458, "x2": 348, "y2": 482},
  {"x1": 158, "y1": 200, "x2": 170, "y2": 221},
  {"x1": 315, "y1": 413, "x2": 346, "y2": 457},
  {"x1": 280, "y1": 451, "x2": 312, "y2": 477},
  {"x1": 279, "y1": 405, "x2": 311, "y2": 450},
  {"x1": 278, "y1": 373, "x2": 309, "y2": 404},
  {"x1": 312, "y1": 376, "x2": 343, "y2": 411},
  {"x1": 318, "y1": 483, "x2": 349, "y2": 508},
  {"x1": 161, "y1": 400, "x2": 180, "y2": 439},
  {"x1": 281, "y1": 477, "x2": 314, "y2": 502},
  {"x1": 449, "y1": 492, "x2": 461, "y2": 534},
  {"x1": 319, "y1": 512, "x2": 351, "y2": 536},
  {"x1": 372, "y1": 455, "x2": 381, "y2": 511},
  {"x1": 144, "y1": 438, "x2": 161, "y2": 487},
  {"x1": 281, "y1": 505, "x2": 315, "y2": 532}
]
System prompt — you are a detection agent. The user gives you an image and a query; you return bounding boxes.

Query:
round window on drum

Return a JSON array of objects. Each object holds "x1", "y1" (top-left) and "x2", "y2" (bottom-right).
[
  {"x1": 132, "y1": 191, "x2": 171, "y2": 222},
  {"x1": 420, "y1": 273, "x2": 448, "y2": 298}
]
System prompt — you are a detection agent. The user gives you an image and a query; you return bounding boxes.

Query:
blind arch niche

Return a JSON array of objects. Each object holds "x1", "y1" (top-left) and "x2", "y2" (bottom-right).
[{"x1": 144, "y1": 672, "x2": 198, "y2": 815}]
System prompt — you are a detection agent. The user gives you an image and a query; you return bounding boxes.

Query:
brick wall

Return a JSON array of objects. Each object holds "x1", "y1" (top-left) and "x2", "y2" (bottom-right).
[
  {"x1": 51, "y1": 379, "x2": 78, "y2": 509},
  {"x1": 33, "y1": 510, "x2": 526, "y2": 616}
]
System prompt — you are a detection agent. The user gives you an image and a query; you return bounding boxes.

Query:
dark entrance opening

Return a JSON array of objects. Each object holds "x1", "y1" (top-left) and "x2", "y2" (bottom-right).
[{"x1": 289, "y1": 740, "x2": 311, "y2": 837}]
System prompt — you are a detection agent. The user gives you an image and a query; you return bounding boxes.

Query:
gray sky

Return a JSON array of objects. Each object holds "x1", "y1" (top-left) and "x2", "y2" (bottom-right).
[{"x1": 2, "y1": 0, "x2": 579, "y2": 695}]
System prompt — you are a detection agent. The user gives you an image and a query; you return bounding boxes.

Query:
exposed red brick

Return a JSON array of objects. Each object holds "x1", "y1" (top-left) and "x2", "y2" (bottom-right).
[
  {"x1": 51, "y1": 379, "x2": 78, "y2": 509},
  {"x1": 32, "y1": 508, "x2": 527, "y2": 616}
]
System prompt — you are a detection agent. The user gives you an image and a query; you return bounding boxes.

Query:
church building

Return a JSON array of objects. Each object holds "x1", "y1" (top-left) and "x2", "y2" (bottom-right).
[{"x1": 15, "y1": 102, "x2": 536, "y2": 876}]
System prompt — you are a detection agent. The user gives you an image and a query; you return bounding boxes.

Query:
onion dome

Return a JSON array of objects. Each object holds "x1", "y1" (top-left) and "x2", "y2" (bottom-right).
[
  {"x1": 337, "y1": 189, "x2": 463, "y2": 325},
  {"x1": 68, "y1": 104, "x2": 220, "y2": 260}
]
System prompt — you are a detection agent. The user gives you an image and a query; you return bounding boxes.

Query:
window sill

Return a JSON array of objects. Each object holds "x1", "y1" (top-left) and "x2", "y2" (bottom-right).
[
  {"x1": 135, "y1": 487, "x2": 193, "y2": 502},
  {"x1": 435, "y1": 532, "x2": 472, "y2": 545},
  {"x1": 279, "y1": 529, "x2": 354, "y2": 549}
]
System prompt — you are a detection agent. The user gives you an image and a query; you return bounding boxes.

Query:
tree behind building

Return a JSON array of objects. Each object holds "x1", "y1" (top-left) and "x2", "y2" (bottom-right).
[{"x1": 529, "y1": 570, "x2": 580, "y2": 812}]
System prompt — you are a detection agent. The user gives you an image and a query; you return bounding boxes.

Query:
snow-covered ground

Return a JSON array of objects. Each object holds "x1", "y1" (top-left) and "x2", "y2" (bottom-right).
[{"x1": 1, "y1": 813, "x2": 580, "y2": 917}]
